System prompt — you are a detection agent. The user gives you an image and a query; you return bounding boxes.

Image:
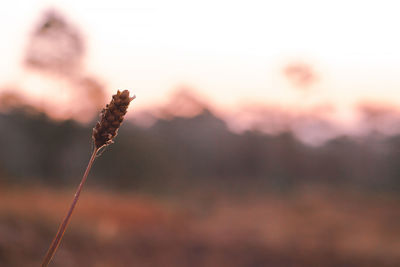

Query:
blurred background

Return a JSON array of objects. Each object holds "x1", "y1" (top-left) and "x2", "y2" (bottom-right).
[{"x1": 1, "y1": 1, "x2": 400, "y2": 266}]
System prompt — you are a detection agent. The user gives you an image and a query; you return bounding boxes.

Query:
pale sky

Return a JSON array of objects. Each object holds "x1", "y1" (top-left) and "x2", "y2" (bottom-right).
[{"x1": 2, "y1": 0, "x2": 400, "y2": 126}]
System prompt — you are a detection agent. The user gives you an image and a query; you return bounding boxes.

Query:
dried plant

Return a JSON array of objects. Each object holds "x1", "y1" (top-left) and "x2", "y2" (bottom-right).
[{"x1": 41, "y1": 90, "x2": 135, "y2": 267}]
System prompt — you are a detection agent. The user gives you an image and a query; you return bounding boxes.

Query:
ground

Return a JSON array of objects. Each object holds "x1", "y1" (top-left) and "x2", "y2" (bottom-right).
[{"x1": 1, "y1": 186, "x2": 399, "y2": 266}]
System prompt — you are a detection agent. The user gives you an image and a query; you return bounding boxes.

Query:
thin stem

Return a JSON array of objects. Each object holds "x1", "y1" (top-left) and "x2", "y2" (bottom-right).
[{"x1": 41, "y1": 148, "x2": 99, "y2": 267}]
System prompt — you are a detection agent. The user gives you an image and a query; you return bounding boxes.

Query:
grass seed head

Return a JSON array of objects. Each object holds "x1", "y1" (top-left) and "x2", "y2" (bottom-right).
[{"x1": 92, "y1": 90, "x2": 135, "y2": 149}]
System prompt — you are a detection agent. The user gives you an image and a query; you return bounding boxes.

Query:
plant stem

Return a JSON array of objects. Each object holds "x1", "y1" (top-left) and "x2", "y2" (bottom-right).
[{"x1": 41, "y1": 148, "x2": 99, "y2": 267}]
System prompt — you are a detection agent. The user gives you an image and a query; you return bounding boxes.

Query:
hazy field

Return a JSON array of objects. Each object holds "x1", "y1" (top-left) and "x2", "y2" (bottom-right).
[
  {"x1": 3, "y1": 4, "x2": 400, "y2": 267},
  {"x1": 1, "y1": 186, "x2": 400, "y2": 267}
]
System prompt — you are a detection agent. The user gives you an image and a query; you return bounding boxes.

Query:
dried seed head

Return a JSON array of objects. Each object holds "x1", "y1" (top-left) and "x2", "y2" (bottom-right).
[{"x1": 92, "y1": 90, "x2": 135, "y2": 149}]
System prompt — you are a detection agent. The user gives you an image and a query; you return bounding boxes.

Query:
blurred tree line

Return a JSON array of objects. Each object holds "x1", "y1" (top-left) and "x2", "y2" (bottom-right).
[
  {"x1": 1, "y1": 105, "x2": 400, "y2": 195},
  {"x1": 1, "y1": 9, "x2": 400, "y2": 195}
]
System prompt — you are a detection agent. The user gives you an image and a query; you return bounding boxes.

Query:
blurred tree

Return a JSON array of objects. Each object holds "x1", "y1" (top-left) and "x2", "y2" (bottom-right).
[
  {"x1": 25, "y1": 9, "x2": 84, "y2": 76},
  {"x1": 22, "y1": 8, "x2": 106, "y2": 121}
]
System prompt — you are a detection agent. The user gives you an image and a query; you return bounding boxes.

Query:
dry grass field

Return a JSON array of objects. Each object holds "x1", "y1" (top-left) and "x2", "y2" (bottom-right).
[{"x1": 1, "y1": 186, "x2": 400, "y2": 266}]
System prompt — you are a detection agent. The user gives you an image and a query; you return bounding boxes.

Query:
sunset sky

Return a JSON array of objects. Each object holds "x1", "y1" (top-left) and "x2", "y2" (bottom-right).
[{"x1": 1, "y1": 0, "x2": 400, "y2": 127}]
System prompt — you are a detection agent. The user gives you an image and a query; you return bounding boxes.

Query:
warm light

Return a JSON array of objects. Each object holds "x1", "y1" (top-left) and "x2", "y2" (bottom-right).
[{"x1": 1, "y1": 0, "x2": 400, "y2": 124}]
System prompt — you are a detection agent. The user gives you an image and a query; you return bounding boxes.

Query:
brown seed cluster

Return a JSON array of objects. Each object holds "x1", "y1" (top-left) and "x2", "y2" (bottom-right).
[{"x1": 92, "y1": 90, "x2": 135, "y2": 149}]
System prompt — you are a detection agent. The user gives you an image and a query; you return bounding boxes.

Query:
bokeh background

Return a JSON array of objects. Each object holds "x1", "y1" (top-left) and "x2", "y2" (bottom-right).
[{"x1": 2, "y1": 1, "x2": 400, "y2": 266}]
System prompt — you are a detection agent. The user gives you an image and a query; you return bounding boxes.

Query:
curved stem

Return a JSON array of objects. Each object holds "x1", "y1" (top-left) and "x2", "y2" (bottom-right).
[{"x1": 41, "y1": 148, "x2": 99, "y2": 267}]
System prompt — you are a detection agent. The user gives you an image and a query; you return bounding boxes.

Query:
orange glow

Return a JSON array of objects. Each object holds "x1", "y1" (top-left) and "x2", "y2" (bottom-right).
[{"x1": 1, "y1": 0, "x2": 400, "y2": 130}]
